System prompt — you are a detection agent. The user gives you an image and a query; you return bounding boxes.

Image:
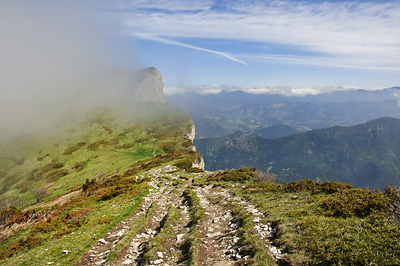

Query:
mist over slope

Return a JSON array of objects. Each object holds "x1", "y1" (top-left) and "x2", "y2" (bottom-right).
[
  {"x1": 0, "y1": 1, "x2": 164, "y2": 143},
  {"x1": 195, "y1": 117, "x2": 400, "y2": 189}
]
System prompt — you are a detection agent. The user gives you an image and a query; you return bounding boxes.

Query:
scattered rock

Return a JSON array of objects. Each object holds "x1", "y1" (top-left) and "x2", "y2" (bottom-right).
[
  {"x1": 153, "y1": 258, "x2": 164, "y2": 264},
  {"x1": 97, "y1": 238, "x2": 107, "y2": 245}
]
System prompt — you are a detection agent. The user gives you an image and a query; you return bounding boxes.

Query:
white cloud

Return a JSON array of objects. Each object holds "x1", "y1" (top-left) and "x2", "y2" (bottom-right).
[
  {"x1": 117, "y1": 0, "x2": 400, "y2": 70},
  {"x1": 133, "y1": 33, "x2": 248, "y2": 65},
  {"x1": 164, "y1": 86, "x2": 187, "y2": 95},
  {"x1": 165, "y1": 84, "x2": 360, "y2": 97}
]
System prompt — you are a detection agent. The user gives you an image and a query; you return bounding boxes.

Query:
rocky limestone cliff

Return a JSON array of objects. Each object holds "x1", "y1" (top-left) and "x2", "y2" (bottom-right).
[
  {"x1": 133, "y1": 67, "x2": 165, "y2": 103},
  {"x1": 186, "y1": 121, "x2": 205, "y2": 170}
]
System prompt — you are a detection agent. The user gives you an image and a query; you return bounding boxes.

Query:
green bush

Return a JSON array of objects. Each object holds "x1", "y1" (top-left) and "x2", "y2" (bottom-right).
[
  {"x1": 322, "y1": 188, "x2": 388, "y2": 217},
  {"x1": 162, "y1": 142, "x2": 176, "y2": 154},
  {"x1": 82, "y1": 174, "x2": 148, "y2": 201},
  {"x1": 136, "y1": 137, "x2": 148, "y2": 143},
  {"x1": 36, "y1": 154, "x2": 50, "y2": 161},
  {"x1": 182, "y1": 140, "x2": 193, "y2": 148},
  {"x1": 174, "y1": 159, "x2": 193, "y2": 170},
  {"x1": 115, "y1": 143, "x2": 133, "y2": 149},
  {"x1": 283, "y1": 179, "x2": 352, "y2": 194},
  {"x1": 88, "y1": 140, "x2": 110, "y2": 150},
  {"x1": 41, "y1": 161, "x2": 64, "y2": 174},
  {"x1": 102, "y1": 125, "x2": 113, "y2": 135},
  {"x1": 63, "y1": 142, "x2": 86, "y2": 155}
]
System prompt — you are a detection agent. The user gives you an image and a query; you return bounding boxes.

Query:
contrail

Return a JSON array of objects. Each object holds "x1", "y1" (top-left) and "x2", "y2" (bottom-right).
[{"x1": 133, "y1": 33, "x2": 249, "y2": 66}]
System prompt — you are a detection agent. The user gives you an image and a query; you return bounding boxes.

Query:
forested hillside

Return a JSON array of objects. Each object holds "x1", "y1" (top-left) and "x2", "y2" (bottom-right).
[{"x1": 195, "y1": 117, "x2": 400, "y2": 189}]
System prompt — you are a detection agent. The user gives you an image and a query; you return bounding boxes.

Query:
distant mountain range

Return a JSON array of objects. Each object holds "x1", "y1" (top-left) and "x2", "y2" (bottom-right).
[
  {"x1": 167, "y1": 87, "x2": 400, "y2": 138},
  {"x1": 195, "y1": 117, "x2": 400, "y2": 189}
]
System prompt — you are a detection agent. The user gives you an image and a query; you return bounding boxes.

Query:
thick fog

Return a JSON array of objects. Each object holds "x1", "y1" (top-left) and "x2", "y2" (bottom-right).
[{"x1": 0, "y1": 1, "x2": 141, "y2": 141}]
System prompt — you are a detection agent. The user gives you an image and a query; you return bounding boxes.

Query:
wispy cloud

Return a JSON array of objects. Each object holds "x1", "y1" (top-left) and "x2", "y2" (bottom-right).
[
  {"x1": 133, "y1": 33, "x2": 248, "y2": 65},
  {"x1": 116, "y1": 0, "x2": 400, "y2": 71}
]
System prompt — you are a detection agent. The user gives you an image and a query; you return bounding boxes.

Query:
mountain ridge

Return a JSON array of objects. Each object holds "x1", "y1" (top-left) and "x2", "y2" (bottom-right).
[
  {"x1": 167, "y1": 87, "x2": 400, "y2": 138},
  {"x1": 195, "y1": 116, "x2": 400, "y2": 189}
]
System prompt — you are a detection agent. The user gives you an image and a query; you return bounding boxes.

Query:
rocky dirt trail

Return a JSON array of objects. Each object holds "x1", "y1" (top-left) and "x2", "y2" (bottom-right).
[
  {"x1": 74, "y1": 165, "x2": 192, "y2": 266},
  {"x1": 193, "y1": 184, "x2": 286, "y2": 266},
  {"x1": 193, "y1": 185, "x2": 243, "y2": 266},
  {"x1": 75, "y1": 167, "x2": 285, "y2": 266}
]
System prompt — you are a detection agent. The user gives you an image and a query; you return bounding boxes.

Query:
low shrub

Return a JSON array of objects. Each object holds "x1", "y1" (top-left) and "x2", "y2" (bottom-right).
[
  {"x1": 174, "y1": 159, "x2": 193, "y2": 171},
  {"x1": 0, "y1": 206, "x2": 23, "y2": 226},
  {"x1": 41, "y1": 161, "x2": 64, "y2": 174},
  {"x1": 283, "y1": 179, "x2": 352, "y2": 194},
  {"x1": 126, "y1": 155, "x2": 172, "y2": 174},
  {"x1": 73, "y1": 162, "x2": 85, "y2": 171},
  {"x1": 253, "y1": 170, "x2": 276, "y2": 183},
  {"x1": 102, "y1": 125, "x2": 113, "y2": 135},
  {"x1": 322, "y1": 188, "x2": 388, "y2": 217},
  {"x1": 162, "y1": 142, "x2": 176, "y2": 154},
  {"x1": 46, "y1": 169, "x2": 69, "y2": 181},
  {"x1": 28, "y1": 169, "x2": 41, "y2": 180},
  {"x1": 115, "y1": 143, "x2": 133, "y2": 149},
  {"x1": 207, "y1": 168, "x2": 256, "y2": 182},
  {"x1": 112, "y1": 135, "x2": 125, "y2": 142},
  {"x1": 82, "y1": 174, "x2": 148, "y2": 201},
  {"x1": 136, "y1": 137, "x2": 148, "y2": 143},
  {"x1": 88, "y1": 140, "x2": 110, "y2": 150},
  {"x1": 63, "y1": 142, "x2": 86, "y2": 155},
  {"x1": 0, "y1": 171, "x2": 7, "y2": 179},
  {"x1": 36, "y1": 153, "x2": 50, "y2": 161},
  {"x1": 0, "y1": 234, "x2": 44, "y2": 260},
  {"x1": 33, "y1": 187, "x2": 49, "y2": 203},
  {"x1": 1, "y1": 174, "x2": 19, "y2": 190},
  {"x1": 182, "y1": 140, "x2": 193, "y2": 148}
]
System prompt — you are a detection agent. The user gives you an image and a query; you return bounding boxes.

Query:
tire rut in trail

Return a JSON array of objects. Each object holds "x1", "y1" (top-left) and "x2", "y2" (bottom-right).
[
  {"x1": 108, "y1": 169, "x2": 192, "y2": 266},
  {"x1": 236, "y1": 199, "x2": 287, "y2": 264},
  {"x1": 73, "y1": 166, "x2": 190, "y2": 266},
  {"x1": 72, "y1": 188, "x2": 158, "y2": 266},
  {"x1": 193, "y1": 185, "x2": 243, "y2": 266}
]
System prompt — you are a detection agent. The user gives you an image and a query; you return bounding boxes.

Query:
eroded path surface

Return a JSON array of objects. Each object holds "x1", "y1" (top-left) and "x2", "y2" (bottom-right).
[
  {"x1": 75, "y1": 168, "x2": 285, "y2": 266},
  {"x1": 75, "y1": 165, "x2": 192, "y2": 266},
  {"x1": 194, "y1": 184, "x2": 286, "y2": 266},
  {"x1": 194, "y1": 185, "x2": 243, "y2": 266}
]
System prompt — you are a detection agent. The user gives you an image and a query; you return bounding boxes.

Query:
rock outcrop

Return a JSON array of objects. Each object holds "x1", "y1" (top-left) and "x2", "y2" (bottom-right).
[
  {"x1": 186, "y1": 121, "x2": 205, "y2": 170},
  {"x1": 133, "y1": 67, "x2": 165, "y2": 103}
]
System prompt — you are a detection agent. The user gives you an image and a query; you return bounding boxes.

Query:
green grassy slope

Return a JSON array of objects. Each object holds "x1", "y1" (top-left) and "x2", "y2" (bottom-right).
[
  {"x1": 201, "y1": 168, "x2": 400, "y2": 265},
  {"x1": 1, "y1": 106, "x2": 400, "y2": 265},
  {"x1": 0, "y1": 103, "x2": 197, "y2": 265}
]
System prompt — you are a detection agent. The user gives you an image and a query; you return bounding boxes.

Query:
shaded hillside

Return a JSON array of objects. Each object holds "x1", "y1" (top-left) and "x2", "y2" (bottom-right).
[
  {"x1": 195, "y1": 117, "x2": 400, "y2": 189},
  {"x1": 250, "y1": 124, "x2": 301, "y2": 138}
]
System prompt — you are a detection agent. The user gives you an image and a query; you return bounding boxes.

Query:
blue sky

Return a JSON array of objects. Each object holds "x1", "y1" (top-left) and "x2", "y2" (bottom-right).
[
  {"x1": 98, "y1": 0, "x2": 400, "y2": 95},
  {"x1": 2, "y1": 0, "x2": 399, "y2": 97}
]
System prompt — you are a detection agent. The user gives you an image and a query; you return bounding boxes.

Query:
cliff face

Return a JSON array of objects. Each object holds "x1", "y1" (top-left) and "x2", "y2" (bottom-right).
[
  {"x1": 186, "y1": 121, "x2": 205, "y2": 170},
  {"x1": 133, "y1": 67, "x2": 165, "y2": 103}
]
